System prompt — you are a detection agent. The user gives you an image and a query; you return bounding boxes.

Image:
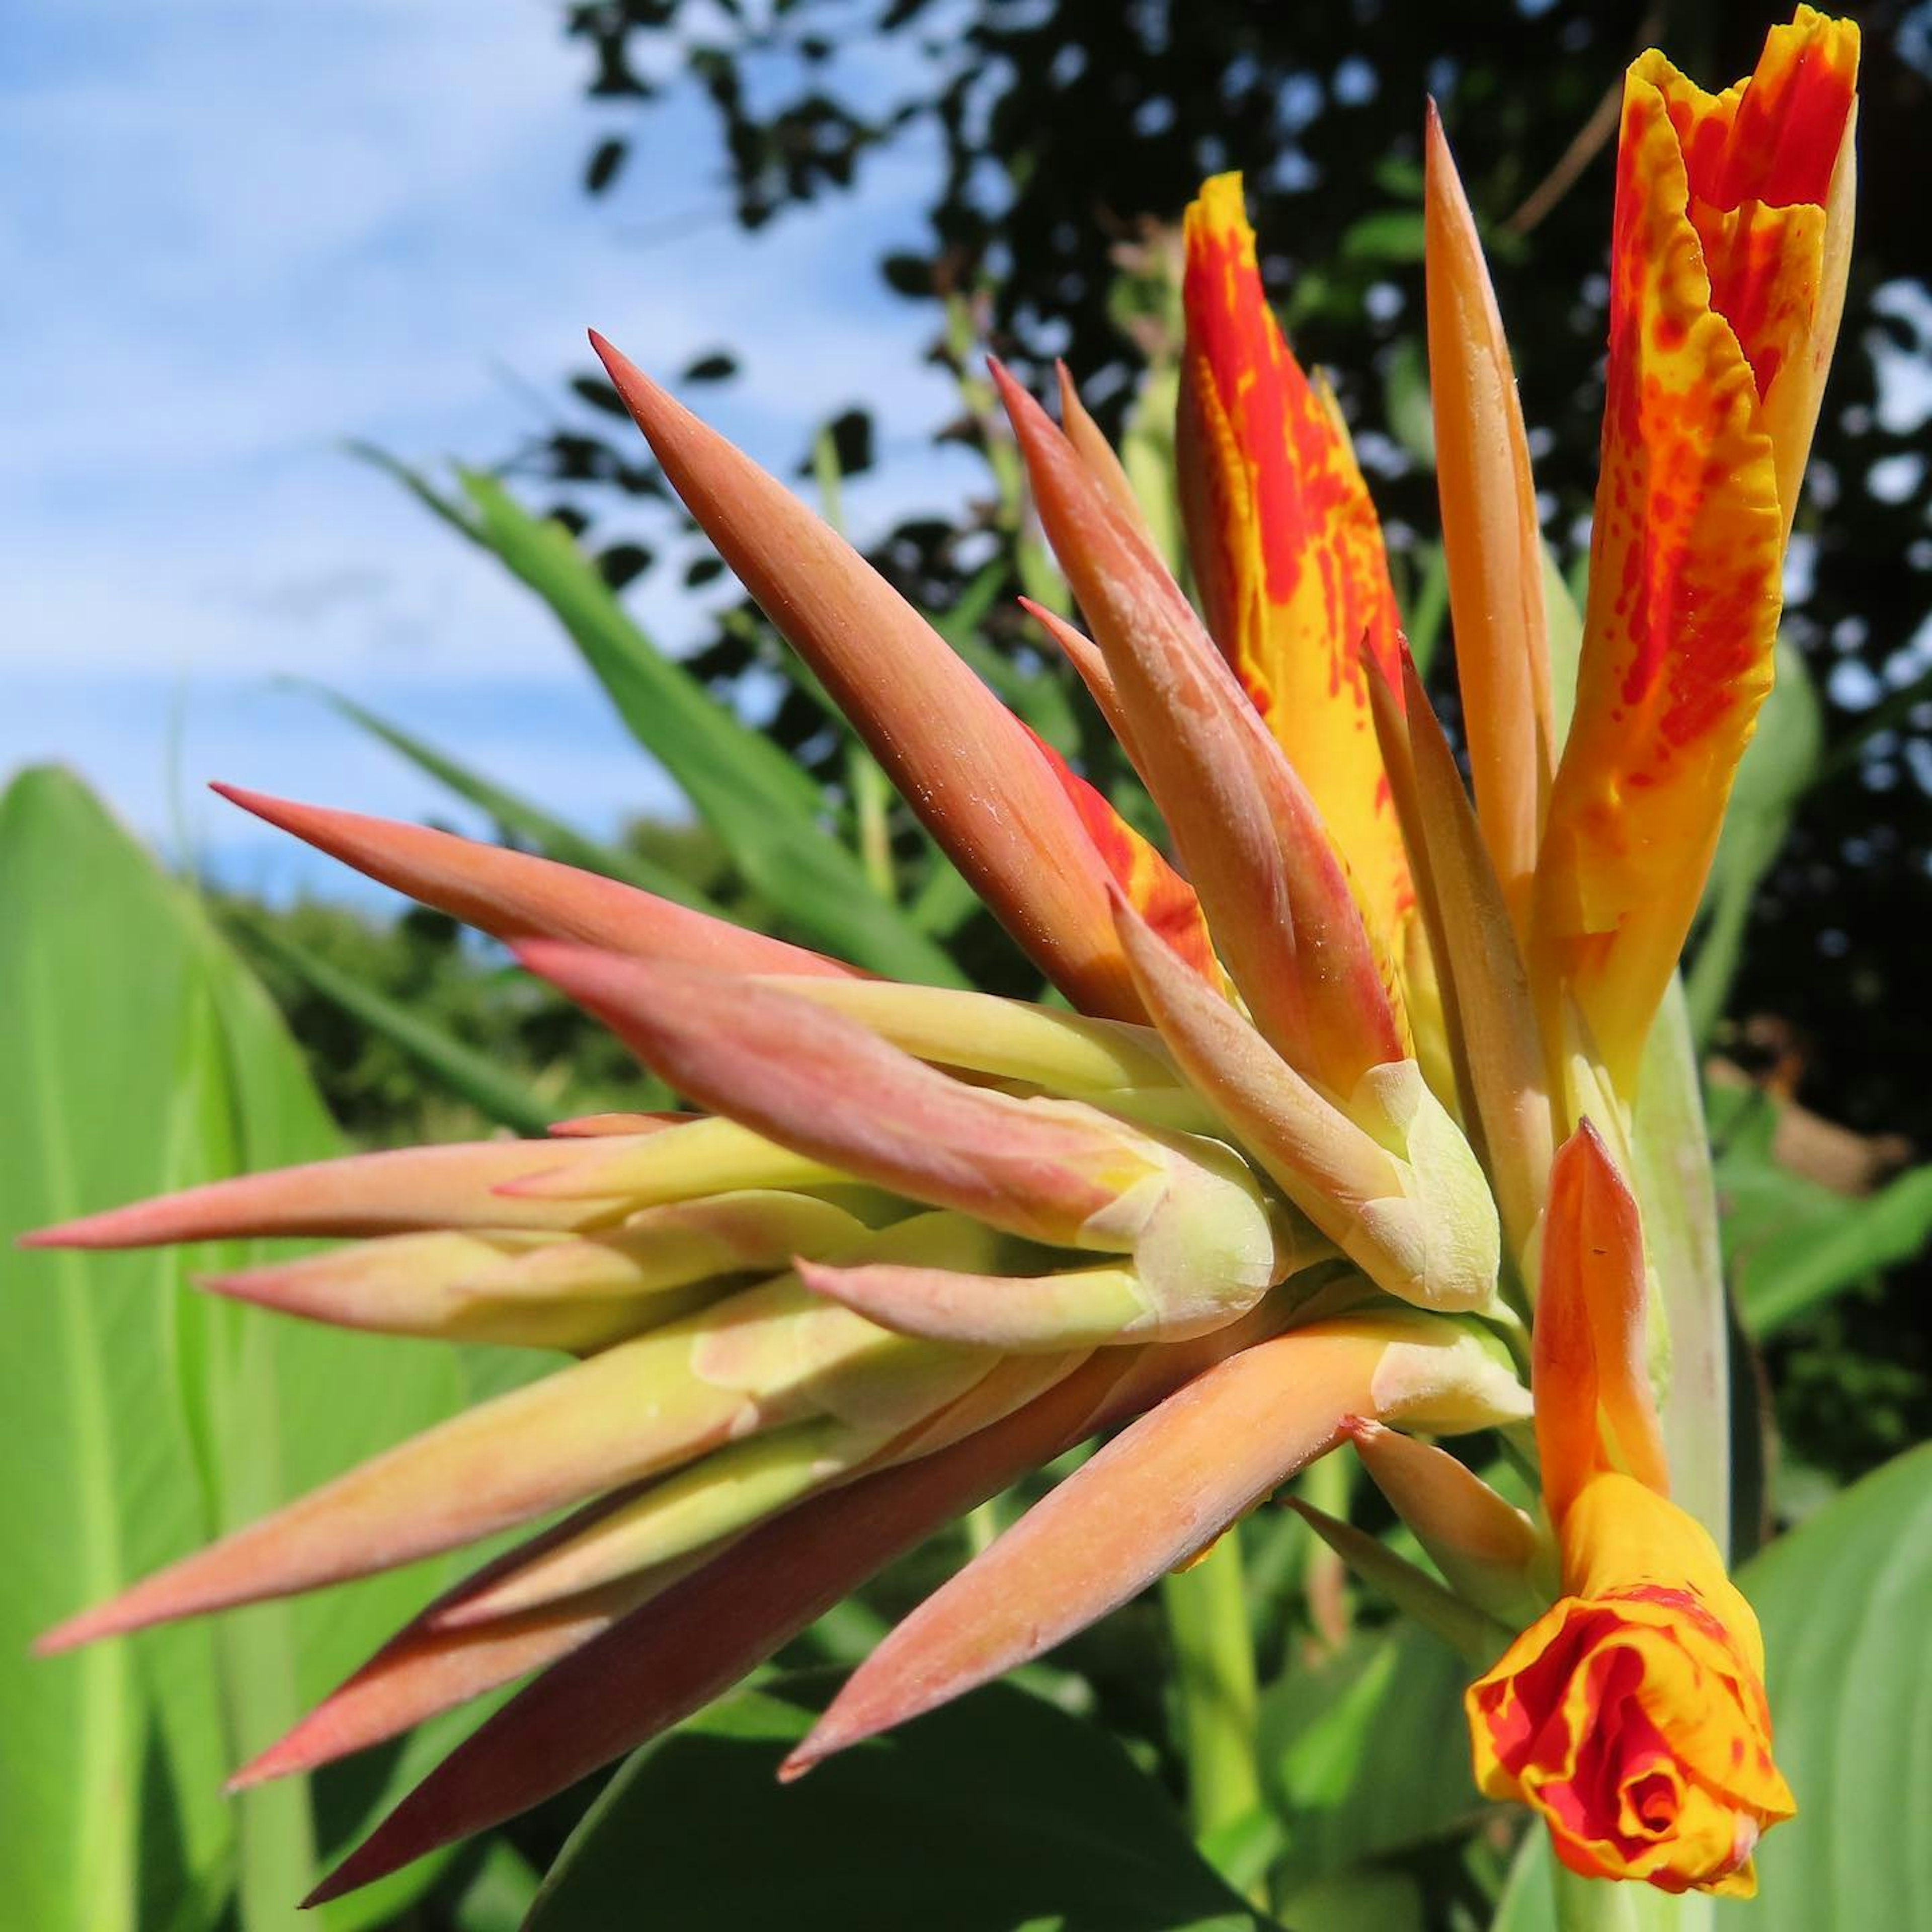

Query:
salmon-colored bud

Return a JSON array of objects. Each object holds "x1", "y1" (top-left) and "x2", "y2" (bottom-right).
[
  {"x1": 1369, "y1": 650, "x2": 1553, "y2": 1266},
  {"x1": 587, "y1": 333, "x2": 1149, "y2": 1021},
  {"x1": 519, "y1": 941, "x2": 1166, "y2": 1251},
  {"x1": 1422, "y1": 108, "x2": 1555, "y2": 933},
  {"x1": 1536, "y1": 1121, "x2": 1670, "y2": 1520},
  {"x1": 21, "y1": 1136, "x2": 655, "y2": 1248},
  {"x1": 1055, "y1": 360, "x2": 1151, "y2": 535},
  {"x1": 1111, "y1": 889, "x2": 1500, "y2": 1315},
  {"x1": 1178, "y1": 173, "x2": 1415, "y2": 970},
  {"x1": 1534, "y1": 13, "x2": 1858, "y2": 1095},
  {"x1": 788, "y1": 1312, "x2": 1528, "y2": 1774},
  {"x1": 1343, "y1": 1417, "x2": 1547, "y2": 1620},
  {"x1": 213, "y1": 783, "x2": 856, "y2": 980},
  {"x1": 197, "y1": 1231, "x2": 705, "y2": 1354},
  {"x1": 993, "y1": 358, "x2": 1407, "y2": 1099},
  {"x1": 1018, "y1": 597, "x2": 1135, "y2": 758},
  {"x1": 1468, "y1": 1472, "x2": 1793, "y2": 1896}
]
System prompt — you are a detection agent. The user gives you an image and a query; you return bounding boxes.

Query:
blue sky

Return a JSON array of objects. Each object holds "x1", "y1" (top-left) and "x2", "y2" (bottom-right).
[{"x1": 0, "y1": 0, "x2": 979, "y2": 900}]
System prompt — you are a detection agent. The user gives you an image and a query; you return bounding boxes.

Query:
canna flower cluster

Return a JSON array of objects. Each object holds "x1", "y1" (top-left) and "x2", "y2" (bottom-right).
[{"x1": 25, "y1": 7, "x2": 1856, "y2": 1908}]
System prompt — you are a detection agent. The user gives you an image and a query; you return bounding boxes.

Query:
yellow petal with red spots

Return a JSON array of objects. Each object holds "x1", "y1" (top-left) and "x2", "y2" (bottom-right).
[
  {"x1": 1533, "y1": 19, "x2": 1857, "y2": 1096},
  {"x1": 1178, "y1": 172, "x2": 1414, "y2": 965},
  {"x1": 1636, "y1": 8, "x2": 1859, "y2": 530}
]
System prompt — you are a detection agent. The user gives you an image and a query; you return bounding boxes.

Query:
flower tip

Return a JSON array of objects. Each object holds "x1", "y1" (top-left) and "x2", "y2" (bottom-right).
[
  {"x1": 222, "y1": 1748, "x2": 289, "y2": 1796},
  {"x1": 33, "y1": 1602, "x2": 120, "y2": 1656},
  {"x1": 587, "y1": 332, "x2": 678, "y2": 437},
  {"x1": 984, "y1": 355, "x2": 1043, "y2": 429},
  {"x1": 18, "y1": 1204, "x2": 152, "y2": 1251}
]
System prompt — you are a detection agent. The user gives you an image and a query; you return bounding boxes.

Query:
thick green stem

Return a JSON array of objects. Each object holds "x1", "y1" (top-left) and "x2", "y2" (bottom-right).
[
  {"x1": 1159, "y1": 1533, "x2": 1262, "y2": 1842},
  {"x1": 1554, "y1": 1865, "x2": 1710, "y2": 1932}
]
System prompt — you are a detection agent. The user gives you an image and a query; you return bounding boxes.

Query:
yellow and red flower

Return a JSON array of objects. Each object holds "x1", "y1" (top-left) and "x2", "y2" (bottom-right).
[
  {"x1": 20, "y1": 7, "x2": 1854, "y2": 1908},
  {"x1": 1467, "y1": 1126, "x2": 1795, "y2": 1896}
]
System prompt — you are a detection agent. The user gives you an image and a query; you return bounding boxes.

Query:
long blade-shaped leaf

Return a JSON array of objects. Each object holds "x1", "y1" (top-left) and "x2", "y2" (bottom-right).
[
  {"x1": 240, "y1": 917, "x2": 558, "y2": 1138},
  {"x1": 373, "y1": 451, "x2": 963, "y2": 985},
  {"x1": 1, "y1": 768, "x2": 492, "y2": 1930}
]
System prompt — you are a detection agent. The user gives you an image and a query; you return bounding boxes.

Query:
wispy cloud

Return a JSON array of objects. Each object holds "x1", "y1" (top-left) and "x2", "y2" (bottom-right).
[{"x1": 1, "y1": 0, "x2": 984, "y2": 867}]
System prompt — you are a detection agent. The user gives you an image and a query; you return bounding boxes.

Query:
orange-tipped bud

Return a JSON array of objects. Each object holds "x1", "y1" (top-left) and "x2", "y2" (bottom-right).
[
  {"x1": 787, "y1": 1312, "x2": 1527, "y2": 1775},
  {"x1": 1423, "y1": 109, "x2": 1555, "y2": 933}
]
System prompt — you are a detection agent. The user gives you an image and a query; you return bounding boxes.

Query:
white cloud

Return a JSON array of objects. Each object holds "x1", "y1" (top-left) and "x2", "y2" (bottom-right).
[{"x1": 0, "y1": 0, "x2": 991, "y2": 864}]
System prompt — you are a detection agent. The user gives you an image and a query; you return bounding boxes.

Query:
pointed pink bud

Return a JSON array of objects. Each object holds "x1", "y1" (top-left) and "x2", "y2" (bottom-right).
[
  {"x1": 587, "y1": 334, "x2": 1148, "y2": 1022},
  {"x1": 212, "y1": 784, "x2": 855, "y2": 978},
  {"x1": 197, "y1": 1231, "x2": 677, "y2": 1352},
  {"x1": 799, "y1": 1256, "x2": 1151, "y2": 1352},
  {"x1": 1367, "y1": 650, "x2": 1553, "y2": 1264},
  {"x1": 226, "y1": 1495, "x2": 686, "y2": 1788},
  {"x1": 1423, "y1": 103, "x2": 1555, "y2": 934},
  {"x1": 1055, "y1": 360, "x2": 1154, "y2": 536},
  {"x1": 1017, "y1": 597, "x2": 1135, "y2": 758},
  {"x1": 517, "y1": 942, "x2": 1163, "y2": 1250},
  {"x1": 20, "y1": 1137, "x2": 651, "y2": 1250},
  {"x1": 304, "y1": 1346, "x2": 1151, "y2": 1903},
  {"x1": 787, "y1": 1312, "x2": 1528, "y2": 1774},
  {"x1": 991, "y1": 359, "x2": 1406, "y2": 1098},
  {"x1": 1342, "y1": 1417, "x2": 1547, "y2": 1618}
]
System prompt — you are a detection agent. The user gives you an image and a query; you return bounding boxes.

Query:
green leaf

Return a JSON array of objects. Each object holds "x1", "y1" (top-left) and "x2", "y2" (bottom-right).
[
  {"x1": 526, "y1": 1685, "x2": 1275, "y2": 1931},
  {"x1": 1712, "y1": 1087, "x2": 1932, "y2": 1335},
  {"x1": 0, "y1": 768, "x2": 491, "y2": 1928},
  {"x1": 467, "y1": 464, "x2": 966, "y2": 981},
  {"x1": 1339, "y1": 210, "x2": 1427, "y2": 264},
  {"x1": 388, "y1": 458, "x2": 964, "y2": 986},
  {"x1": 1719, "y1": 1443, "x2": 1932, "y2": 1928},
  {"x1": 1261, "y1": 1621, "x2": 1485, "y2": 1895},
  {"x1": 239, "y1": 918, "x2": 559, "y2": 1138},
  {"x1": 297, "y1": 681, "x2": 729, "y2": 913}
]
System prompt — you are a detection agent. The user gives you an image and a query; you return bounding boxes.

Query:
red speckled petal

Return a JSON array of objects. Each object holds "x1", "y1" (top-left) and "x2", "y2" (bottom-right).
[
  {"x1": 1534, "y1": 68, "x2": 1784, "y2": 1094},
  {"x1": 1178, "y1": 173, "x2": 1413, "y2": 963},
  {"x1": 1632, "y1": 10, "x2": 1859, "y2": 522}
]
